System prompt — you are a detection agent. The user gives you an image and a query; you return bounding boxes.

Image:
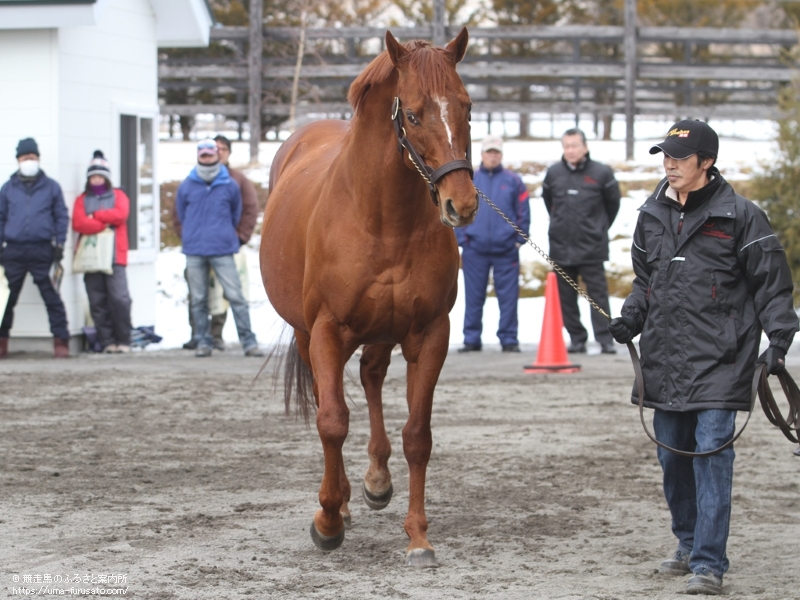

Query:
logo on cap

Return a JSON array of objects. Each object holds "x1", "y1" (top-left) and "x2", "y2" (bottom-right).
[{"x1": 668, "y1": 129, "x2": 691, "y2": 138}]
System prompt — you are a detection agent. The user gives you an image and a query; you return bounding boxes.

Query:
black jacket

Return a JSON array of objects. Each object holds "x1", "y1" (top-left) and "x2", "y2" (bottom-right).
[
  {"x1": 542, "y1": 154, "x2": 621, "y2": 265},
  {"x1": 621, "y1": 169, "x2": 798, "y2": 411}
]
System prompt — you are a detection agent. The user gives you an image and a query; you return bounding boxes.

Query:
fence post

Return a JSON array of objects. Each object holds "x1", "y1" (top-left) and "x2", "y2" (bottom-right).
[
  {"x1": 248, "y1": 0, "x2": 263, "y2": 165},
  {"x1": 624, "y1": 0, "x2": 637, "y2": 161},
  {"x1": 433, "y1": 0, "x2": 445, "y2": 47}
]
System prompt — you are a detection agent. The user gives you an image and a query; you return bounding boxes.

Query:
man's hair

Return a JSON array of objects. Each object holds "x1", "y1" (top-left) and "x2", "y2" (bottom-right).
[
  {"x1": 214, "y1": 134, "x2": 232, "y2": 152},
  {"x1": 696, "y1": 151, "x2": 717, "y2": 169},
  {"x1": 563, "y1": 128, "x2": 587, "y2": 144}
]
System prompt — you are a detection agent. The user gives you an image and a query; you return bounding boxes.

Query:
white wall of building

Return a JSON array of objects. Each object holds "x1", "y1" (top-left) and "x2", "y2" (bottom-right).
[{"x1": 0, "y1": 0, "x2": 160, "y2": 340}]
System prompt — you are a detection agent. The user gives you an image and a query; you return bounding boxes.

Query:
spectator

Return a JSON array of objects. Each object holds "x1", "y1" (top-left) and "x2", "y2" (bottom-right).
[
  {"x1": 608, "y1": 119, "x2": 798, "y2": 595},
  {"x1": 72, "y1": 150, "x2": 133, "y2": 353},
  {"x1": 174, "y1": 140, "x2": 263, "y2": 357},
  {"x1": 456, "y1": 135, "x2": 530, "y2": 353},
  {"x1": 178, "y1": 134, "x2": 260, "y2": 351},
  {"x1": 542, "y1": 128, "x2": 621, "y2": 354},
  {"x1": 0, "y1": 137, "x2": 70, "y2": 359}
]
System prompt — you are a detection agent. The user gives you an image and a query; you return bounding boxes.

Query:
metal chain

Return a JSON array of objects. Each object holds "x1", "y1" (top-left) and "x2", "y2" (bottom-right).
[{"x1": 475, "y1": 187, "x2": 611, "y2": 321}]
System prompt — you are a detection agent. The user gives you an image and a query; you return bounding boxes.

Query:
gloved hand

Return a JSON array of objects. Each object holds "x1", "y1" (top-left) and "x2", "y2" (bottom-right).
[
  {"x1": 757, "y1": 345, "x2": 786, "y2": 375},
  {"x1": 53, "y1": 245, "x2": 64, "y2": 263},
  {"x1": 608, "y1": 316, "x2": 637, "y2": 344}
]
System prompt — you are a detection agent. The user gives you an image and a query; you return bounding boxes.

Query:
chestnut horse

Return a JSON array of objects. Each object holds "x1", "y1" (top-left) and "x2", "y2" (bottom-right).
[{"x1": 260, "y1": 28, "x2": 477, "y2": 567}]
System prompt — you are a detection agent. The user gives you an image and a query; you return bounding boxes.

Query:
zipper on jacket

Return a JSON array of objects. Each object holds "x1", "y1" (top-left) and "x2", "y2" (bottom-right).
[
  {"x1": 677, "y1": 212, "x2": 684, "y2": 235},
  {"x1": 712, "y1": 285, "x2": 716, "y2": 300}
]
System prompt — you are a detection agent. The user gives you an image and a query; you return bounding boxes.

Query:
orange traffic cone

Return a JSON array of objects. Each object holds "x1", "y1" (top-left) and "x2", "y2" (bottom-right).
[{"x1": 524, "y1": 271, "x2": 581, "y2": 374}]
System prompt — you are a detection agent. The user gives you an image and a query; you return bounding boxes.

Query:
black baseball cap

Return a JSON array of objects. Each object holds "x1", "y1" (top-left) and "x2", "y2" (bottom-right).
[{"x1": 649, "y1": 119, "x2": 719, "y2": 159}]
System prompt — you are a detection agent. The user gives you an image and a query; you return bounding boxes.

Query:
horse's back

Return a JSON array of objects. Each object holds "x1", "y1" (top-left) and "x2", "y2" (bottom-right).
[
  {"x1": 269, "y1": 119, "x2": 349, "y2": 191},
  {"x1": 262, "y1": 119, "x2": 349, "y2": 330}
]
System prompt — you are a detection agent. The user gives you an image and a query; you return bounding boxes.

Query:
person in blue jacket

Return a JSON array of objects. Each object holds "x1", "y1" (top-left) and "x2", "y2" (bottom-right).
[
  {"x1": 455, "y1": 135, "x2": 530, "y2": 353},
  {"x1": 0, "y1": 138, "x2": 70, "y2": 359},
  {"x1": 174, "y1": 140, "x2": 263, "y2": 357}
]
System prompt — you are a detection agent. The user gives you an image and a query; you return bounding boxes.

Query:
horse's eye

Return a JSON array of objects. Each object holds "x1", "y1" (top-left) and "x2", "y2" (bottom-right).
[{"x1": 406, "y1": 111, "x2": 419, "y2": 126}]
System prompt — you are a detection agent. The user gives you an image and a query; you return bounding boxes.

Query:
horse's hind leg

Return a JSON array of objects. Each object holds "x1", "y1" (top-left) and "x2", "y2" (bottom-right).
[
  {"x1": 359, "y1": 344, "x2": 395, "y2": 510},
  {"x1": 307, "y1": 320, "x2": 350, "y2": 552}
]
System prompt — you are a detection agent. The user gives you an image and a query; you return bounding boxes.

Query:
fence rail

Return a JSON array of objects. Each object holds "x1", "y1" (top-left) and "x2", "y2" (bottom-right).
[{"x1": 160, "y1": 0, "x2": 800, "y2": 161}]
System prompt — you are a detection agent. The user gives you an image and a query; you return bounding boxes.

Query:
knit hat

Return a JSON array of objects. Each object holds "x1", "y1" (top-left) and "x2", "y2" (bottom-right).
[
  {"x1": 87, "y1": 150, "x2": 112, "y2": 179},
  {"x1": 197, "y1": 139, "x2": 219, "y2": 159},
  {"x1": 16, "y1": 137, "x2": 39, "y2": 158},
  {"x1": 481, "y1": 135, "x2": 504, "y2": 153},
  {"x1": 649, "y1": 119, "x2": 719, "y2": 159}
]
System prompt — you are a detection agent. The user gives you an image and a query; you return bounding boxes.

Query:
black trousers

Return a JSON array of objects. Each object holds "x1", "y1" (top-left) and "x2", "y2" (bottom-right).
[
  {"x1": 0, "y1": 242, "x2": 69, "y2": 340},
  {"x1": 84, "y1": 265, "x2": 132, "y2": 347},
  {"x1": 555, "y1": 262, "x2": 613, "y2": 346}
]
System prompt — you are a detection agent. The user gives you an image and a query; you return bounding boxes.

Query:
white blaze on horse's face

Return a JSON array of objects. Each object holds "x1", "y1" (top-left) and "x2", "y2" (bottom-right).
[{"x1": 435, "y1": 96, "x2": 453, "y2": 149}]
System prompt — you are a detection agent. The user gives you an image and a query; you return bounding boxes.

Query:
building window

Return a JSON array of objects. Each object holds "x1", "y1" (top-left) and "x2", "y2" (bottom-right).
[{"x1": 120, "y1": 114, "x2": 156, "y2": 252}]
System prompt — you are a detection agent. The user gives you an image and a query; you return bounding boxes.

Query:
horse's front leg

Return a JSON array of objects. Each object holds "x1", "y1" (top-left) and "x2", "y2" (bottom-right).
[
  {"x1": 359, "y1": 343, "x2": 395, "y2": 511},
  {"x1": 402, "y1": 315, "x2": 449, "y2": 567},
  {"x1": 307, "y1": 320, "x2": 350, "y2": 551}
]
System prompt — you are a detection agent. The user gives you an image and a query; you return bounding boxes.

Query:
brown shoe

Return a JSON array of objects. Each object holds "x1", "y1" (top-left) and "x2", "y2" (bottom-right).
[
  {"x1": 0, "y1": 337, "x2": 8, "y2": 359},
  {"x1": 54, "y1": 337, "x2": 70, "y2": 359}
]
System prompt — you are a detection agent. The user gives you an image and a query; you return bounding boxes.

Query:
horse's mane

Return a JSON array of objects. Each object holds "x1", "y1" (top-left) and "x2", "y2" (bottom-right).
[{"x1": 347, "y1": 40, "x2": 453, "y2": 117}]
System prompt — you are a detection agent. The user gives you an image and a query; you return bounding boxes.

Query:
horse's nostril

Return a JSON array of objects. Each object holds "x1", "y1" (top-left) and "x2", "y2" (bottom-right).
[{"x1": 445, "y1": 199, "x2": 459, "y2": 222}]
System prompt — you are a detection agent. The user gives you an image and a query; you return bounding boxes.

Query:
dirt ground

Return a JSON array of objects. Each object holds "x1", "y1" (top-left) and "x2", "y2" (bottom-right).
[{"x1": 1, "y1": 342, "x2": 798, "y2": 599}]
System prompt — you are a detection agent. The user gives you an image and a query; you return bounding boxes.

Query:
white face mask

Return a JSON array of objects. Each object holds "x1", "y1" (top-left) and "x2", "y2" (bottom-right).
[{"x1": 18, "y1": 160, "x2": 40, "y2": 177}]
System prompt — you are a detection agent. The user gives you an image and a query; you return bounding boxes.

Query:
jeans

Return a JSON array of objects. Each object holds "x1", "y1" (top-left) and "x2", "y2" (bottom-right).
[
  {"x1": 185, "y1": 254, "x2": 257, "y2": 351},
  {"x1": 653, "y1": 408, "x2": 736, "y2": 578}
]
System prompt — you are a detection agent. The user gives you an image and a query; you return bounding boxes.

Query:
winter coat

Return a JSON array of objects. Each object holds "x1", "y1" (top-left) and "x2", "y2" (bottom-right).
[
  {"x1": 542, "y1": 154, "x2": 621, "y2": 265},
  {"x1": 0, "y1": 170, "x2": 69, "y2": 247},
  {"x1": 175, "y1": 166, "x2": 242, "y2": 256},
  {"x1": 455, "y1": 163, "x2": 530, "y2": 254},
  {"x1": 228, "y1": 167, "x2": 260, "y2": 244},
  {"x1": 621, "y1": 169, "x2": 798, "y2": 412},
  {"x1": 72, "y1": 188, "x2": 130, "y2": 266}
]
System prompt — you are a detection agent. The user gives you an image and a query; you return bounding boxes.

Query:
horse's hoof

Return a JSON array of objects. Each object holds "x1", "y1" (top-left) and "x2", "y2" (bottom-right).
[
  {"x1": 309, "y1": 522, "x2": 345, "y2": 552},
  {"x1": 362, "y1": 482, "x2": 393, "y2": 510},
  {"x1": 405, "y1": 548, "x2": 439, "y2": 568},
  {"x1": 342, "y1": 511, "x2": 352, "y2": 530}
]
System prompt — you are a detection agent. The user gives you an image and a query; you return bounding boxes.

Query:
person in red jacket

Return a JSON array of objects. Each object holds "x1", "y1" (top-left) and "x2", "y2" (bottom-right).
[{"x1": 72, "y1": 150, "x2": 133, "y2": 353}]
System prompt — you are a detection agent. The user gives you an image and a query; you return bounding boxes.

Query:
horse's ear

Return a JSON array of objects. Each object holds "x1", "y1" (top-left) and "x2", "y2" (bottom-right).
[
  {"x1": 445, "y1": 27, "x2": 469, "y2": 64},
  {"x1": 386, "y1": 30, "x2": 408, "y2": 67}
]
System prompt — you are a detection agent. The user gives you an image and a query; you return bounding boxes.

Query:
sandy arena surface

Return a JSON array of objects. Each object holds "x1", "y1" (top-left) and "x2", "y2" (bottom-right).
[{"x1": 1, "y1": 342, "x2": 798, "y2": 599}]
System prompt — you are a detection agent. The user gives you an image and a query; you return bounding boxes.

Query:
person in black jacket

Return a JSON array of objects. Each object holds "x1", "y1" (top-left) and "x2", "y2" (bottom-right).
[
  {"x1": 0, "y1": 138, "x2": 70, "y2": 359},
  {"x1": 608, "y1": 120, "x2": 798, "y2": 595},
  {"x1": 542, "y1": 128, "x2": 621, "y2": 354}
]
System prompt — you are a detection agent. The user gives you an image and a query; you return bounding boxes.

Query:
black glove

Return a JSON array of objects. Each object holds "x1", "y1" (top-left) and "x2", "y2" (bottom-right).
[
  {"x1": 608, "y1": 316, "x2": 636, "y2": 344},
  {"x1": 53, "y1": 245, "x2": 64, "y2": 263},
  {"x1": 757, "y1": 345, "x2": 786, "y2": 375}
]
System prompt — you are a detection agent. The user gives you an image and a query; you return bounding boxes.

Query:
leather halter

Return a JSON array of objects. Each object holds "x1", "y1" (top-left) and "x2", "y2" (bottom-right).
[{"x1": 391, "y1": 96, "x2": 473, "y2": 206}]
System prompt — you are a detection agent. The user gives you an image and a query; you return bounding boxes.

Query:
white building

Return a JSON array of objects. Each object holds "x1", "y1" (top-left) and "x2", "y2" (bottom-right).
[{"x1": 0, "y1": 0, "x2": 212, "y2": 352}]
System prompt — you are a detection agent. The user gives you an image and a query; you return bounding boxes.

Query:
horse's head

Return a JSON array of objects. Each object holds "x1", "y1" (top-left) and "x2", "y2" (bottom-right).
[{"x1": 385, "y1": 28, "x2": 479, "y2": 228}]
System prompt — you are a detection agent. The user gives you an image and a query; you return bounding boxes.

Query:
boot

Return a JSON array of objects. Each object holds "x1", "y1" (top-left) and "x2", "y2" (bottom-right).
[
  {"x1": 54, "y1": 337, "x2": 70, "y2": 359},
  {"x1": 0, "y1": 337, "x2": 8, "y2": 359}
]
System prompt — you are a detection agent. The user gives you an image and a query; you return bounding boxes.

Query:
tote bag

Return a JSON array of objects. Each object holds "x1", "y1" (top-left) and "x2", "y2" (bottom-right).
[
  {"x1": 0, "y1": 265, "x2": 9, "y2": 318},
  {"x1": 73, "y1": 229, "x2": 115, "y2": 275}
]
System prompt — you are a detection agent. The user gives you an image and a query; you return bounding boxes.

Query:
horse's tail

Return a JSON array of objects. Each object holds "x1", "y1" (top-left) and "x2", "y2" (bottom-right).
[
  {"x1": 283, "y1": 334, "x2": 316, "y2": 425},
  {"x1": 253, "y1": 325, "x2": 315, "y2": 426}
]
